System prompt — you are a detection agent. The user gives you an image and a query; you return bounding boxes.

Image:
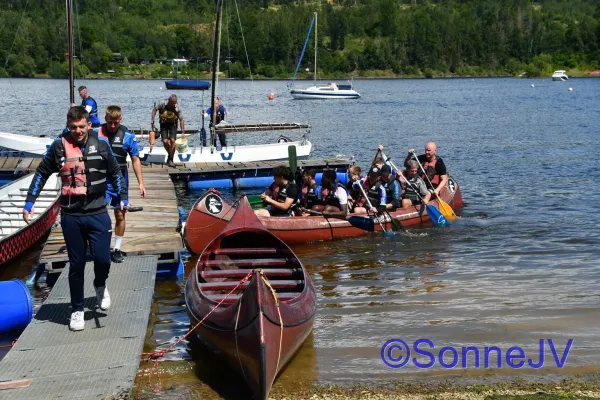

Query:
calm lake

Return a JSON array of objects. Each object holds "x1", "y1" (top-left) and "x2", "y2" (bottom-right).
[{"x1": 1, "y1": 77, "x2": 599, "y2": 398}]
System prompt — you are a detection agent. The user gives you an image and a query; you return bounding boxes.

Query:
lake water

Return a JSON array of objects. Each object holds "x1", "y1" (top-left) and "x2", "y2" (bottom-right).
[{"x1": 1, "y1": 77, "x2": 600, "y2": 398}]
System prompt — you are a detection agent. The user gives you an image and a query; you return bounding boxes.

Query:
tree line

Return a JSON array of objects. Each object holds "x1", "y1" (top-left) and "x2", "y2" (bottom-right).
[{"x1": 1, "y1": 0, "x2": 599, "y2": 79}]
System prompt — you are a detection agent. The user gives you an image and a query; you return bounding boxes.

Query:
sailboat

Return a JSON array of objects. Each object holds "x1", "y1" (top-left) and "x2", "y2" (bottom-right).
[
  {"x1": 0, "y1": 1, "x2": 313, "y2": 164},
  {"x1": 289, "y1": 12, "x2": 360, "y2": 100}
]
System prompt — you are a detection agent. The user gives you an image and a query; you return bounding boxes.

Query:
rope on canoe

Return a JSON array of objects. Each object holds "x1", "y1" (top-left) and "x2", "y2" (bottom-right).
[
  {"x1": 134, "y1": 270, "x2": 254, "y2": 398},
  {"x1": 0, "y1": 339, "x2": 17, "y2": 349},
  {"x1": 260, "y1": 270, "x2": 284, "y2": 382}
]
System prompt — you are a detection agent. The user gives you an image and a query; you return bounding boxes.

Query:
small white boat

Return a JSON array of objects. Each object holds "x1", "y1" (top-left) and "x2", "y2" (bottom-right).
[
  {"x1": 290, "y1": 82, "x2": 361, "y2": 100},
  {"x1": 289, "y1": 12, "x2": 360, "y2": 100},
  {"x1": 0, "y1": 173, "x2": 60, "y2": 266},
  {"x1": 0, "y1": 123, "x2": 313, "y2": 164},
  {"x1": 552, "y1": 70, "x2": 569, "y2": 81}
]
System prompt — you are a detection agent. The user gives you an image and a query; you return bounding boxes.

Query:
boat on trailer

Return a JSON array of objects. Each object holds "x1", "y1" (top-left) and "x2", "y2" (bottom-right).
[
  {"x1": 0, "y1": 173, "x2": 60, "y2": 266},
  {"x1": 183, "y1": 176, "x2": 463, "y2": 254},
  {"x1": 185, "y1": 195, "x2": 316, "y2": 399}
]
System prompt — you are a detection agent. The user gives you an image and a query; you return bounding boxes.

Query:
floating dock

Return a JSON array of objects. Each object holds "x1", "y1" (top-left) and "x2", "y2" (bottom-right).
[
  {"x1": 0, "y1": 255, "x2": 158, "y2": 399},
  {"x1": 38, "y1": 168, "x2": 184, "y2": 274}
]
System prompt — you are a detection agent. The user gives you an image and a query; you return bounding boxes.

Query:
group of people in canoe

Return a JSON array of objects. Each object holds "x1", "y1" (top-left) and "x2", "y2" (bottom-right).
[{"x1": 255, "y1": 142, "x2": 449, "y2": 220}]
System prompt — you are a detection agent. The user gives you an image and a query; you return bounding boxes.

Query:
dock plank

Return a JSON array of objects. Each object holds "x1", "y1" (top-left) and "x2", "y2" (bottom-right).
[{"x1": 0, "y1": 256, "x2": 158, "y2": 400}]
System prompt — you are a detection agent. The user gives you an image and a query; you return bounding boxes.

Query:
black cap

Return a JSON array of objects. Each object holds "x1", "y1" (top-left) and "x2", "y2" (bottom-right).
[
  {"x1": 380, "y1": 164, "x2": 392, "y2": 177},
  {"x1": 369, "y1": 166, "x2": 381, "y2": 176}
]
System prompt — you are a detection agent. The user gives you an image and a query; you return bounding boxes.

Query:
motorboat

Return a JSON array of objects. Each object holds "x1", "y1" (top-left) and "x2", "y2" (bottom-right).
[{"x1": 552, "y1": 70, "x2": 569, "y2": 81}]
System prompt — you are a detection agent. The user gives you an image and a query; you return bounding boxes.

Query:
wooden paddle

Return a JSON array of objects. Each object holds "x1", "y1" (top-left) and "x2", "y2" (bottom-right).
[
  {"x1": 0, "y1": 379, "x2": 32, "y2": 390},
  {"x1": 411, "y1": 152, "x2": 457, "y2": 221}
]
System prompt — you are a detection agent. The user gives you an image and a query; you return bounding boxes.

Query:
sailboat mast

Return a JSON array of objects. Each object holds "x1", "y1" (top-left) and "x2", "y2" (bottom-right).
[
  {"x1": 67, "y1": 0, "x2": 75, "y2": 104},
  {"x1": 210, "y1": 0, "x2": 223, "y2": 147},
  {"x1": 314, "y1": 11, "x2": 317, "y2": 86}
]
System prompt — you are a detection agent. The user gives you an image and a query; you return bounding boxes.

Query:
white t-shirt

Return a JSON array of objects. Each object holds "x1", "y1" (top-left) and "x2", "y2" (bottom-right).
[{"x1": 333, "y1": 186, "x2": 348, "y2": 205}]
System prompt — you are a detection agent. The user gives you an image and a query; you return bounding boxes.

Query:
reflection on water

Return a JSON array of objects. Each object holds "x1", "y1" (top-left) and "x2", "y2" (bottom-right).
[{"x1": 2, "y1": 78, "x2": 600, "y2": 398}]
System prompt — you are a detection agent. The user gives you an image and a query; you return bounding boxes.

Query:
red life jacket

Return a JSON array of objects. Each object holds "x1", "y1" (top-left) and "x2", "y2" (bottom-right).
[
  {"x1": 422, "y1": 157, "x2": 440, "y2": 185},
  {"x1": 59, "y1": 133, "x2": 106, "y2": 197},
  {"x1": 98, "y1": 124, "x2": 128, "y2": 167}
]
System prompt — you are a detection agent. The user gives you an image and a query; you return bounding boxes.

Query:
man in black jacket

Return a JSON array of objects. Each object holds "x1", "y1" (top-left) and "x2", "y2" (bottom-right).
[{"x1": 22, "y1": 106, "x2": 128, "y2": 332}]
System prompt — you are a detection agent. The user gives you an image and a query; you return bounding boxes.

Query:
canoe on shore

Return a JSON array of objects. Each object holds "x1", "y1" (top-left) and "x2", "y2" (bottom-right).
[
  {"x1": 184, "y1": 195, "x2": 316, "y2": 399},
  {"x1": 183, "y1": 176, "x2": 464, "y2": 254}
]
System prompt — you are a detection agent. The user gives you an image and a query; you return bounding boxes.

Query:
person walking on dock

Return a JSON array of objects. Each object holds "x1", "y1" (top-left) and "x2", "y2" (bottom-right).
[
  {"x1": 98, "y1": 105, "x2": 146, "y2": 263},
  {"x1": 22, "y1": 106, "x2": 128, "y2": 332},
  {"x1": 78, "y1": 86, "x2": 101, "y2": 128},
  {"x1": 151, "y1": 94, "x2": 185, "y2": 167}
]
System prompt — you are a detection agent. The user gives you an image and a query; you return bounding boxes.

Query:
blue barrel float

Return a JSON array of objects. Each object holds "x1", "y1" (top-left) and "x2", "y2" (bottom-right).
[
  {"x1": 0, "y1": 279, "x2": 33, "y2": 334},
  {"x1": 189, "y1": 172, "x2": 348, "y2": 191}
]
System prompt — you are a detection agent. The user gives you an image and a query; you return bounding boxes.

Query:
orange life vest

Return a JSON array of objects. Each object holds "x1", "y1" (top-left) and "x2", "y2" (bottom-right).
[
  {"x1": 59, "y1": 133, "x2": 106, "y2": 197},
  {"x1": 422, "y1": 157, "x2": 440, "y2": 186}
]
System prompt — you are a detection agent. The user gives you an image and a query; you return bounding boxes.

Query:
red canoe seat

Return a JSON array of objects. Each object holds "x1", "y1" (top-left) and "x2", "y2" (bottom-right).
[
  {"x1": 200, "y1": 280, "x2": 302, "y2": 291},
  {"x1": 212, "y1": 247, "x2": 285, "y2": 255},
  {"x1": 203, "y1": 258, "x2": 289, "y2": 268},
  {"x1": 206, "y1": 292, "x2": 299, "y2": 303},
  {"x1": 201, "y1": 268, "x2": 299, "y2": 279}
]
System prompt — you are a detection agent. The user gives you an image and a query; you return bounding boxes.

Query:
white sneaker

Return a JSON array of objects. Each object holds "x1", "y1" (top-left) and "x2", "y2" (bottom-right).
[
  {"x1": 69, "y1": 311, "x2": 85, "y2": 331},
  {"x1": 95, "y1": 286, "x2": 111, "y2": 311}
]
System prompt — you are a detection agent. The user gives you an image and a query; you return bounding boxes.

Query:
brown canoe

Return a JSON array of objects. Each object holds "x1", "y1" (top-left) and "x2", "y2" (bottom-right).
[
  {"x1": 183, "y1": 175, "x2": 464, "y2": 255},
  {"x1": 184, "y1": 196, "x2": 316, "y2": 400}
]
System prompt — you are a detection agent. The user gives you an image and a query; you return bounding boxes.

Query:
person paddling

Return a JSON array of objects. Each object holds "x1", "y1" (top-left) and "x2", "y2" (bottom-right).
[
  {"x1": 23, "y1": 106, "x2": 127, "y2": 332},
  {"x1": 405, "y1": 142, "x2": 448, "y2": 197}
]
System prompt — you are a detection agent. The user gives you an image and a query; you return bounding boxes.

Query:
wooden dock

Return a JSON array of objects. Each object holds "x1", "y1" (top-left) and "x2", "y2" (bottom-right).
[
  {"x1": 0, "y1": 256, "x2": 157, "y2": 400},
  {"x1": 166, "y1": 157, "x2": 354, "y2": 178},
  {"x1": 38, "y1": 168, "x2": 184, "y2": 271}
]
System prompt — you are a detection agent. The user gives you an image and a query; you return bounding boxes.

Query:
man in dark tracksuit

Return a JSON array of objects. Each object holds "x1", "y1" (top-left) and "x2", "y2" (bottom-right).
[{"x1": 22, "y1": 106, "x2": 128, "y2": 332}]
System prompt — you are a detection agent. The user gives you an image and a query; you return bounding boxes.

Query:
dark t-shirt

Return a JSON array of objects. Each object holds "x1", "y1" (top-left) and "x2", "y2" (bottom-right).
[
  {"x1": 268, "y1": 182, "x2": 298, "y2": 214},
  {"x1": 405, "y1": 154, "x2": 447, "y2": 185}
]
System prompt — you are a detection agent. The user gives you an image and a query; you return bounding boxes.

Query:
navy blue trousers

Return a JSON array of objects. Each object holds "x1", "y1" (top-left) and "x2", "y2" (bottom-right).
[{"x1": 61, "y1": 212, "x2": 112, "y2": 312}]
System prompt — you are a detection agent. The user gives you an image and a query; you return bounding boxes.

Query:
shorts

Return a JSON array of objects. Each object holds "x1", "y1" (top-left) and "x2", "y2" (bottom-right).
[
  {"x1": 106, "y1": 169, "x2": 129, "y2": 209},
  {"x1": 265, "y1": 205, "x2": 293, "y2": 217},
  {"x1": 106, "y1": 191, "x2": 122, "y2": 209},
  {"x1": 160, "y1": 124, "x2": 177, "y2": 140}
]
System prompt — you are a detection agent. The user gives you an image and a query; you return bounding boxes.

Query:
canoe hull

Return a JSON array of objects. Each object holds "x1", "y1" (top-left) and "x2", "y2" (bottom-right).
[
  {"x1": 0, "y1": 174, "x2": 60, "y2": 266},
  {"x1": 183, "y1": 175, "x2": 464, "y2": 254},
  {"x1": 184, "y1": 196, "x2": 316, "y2": 399}
]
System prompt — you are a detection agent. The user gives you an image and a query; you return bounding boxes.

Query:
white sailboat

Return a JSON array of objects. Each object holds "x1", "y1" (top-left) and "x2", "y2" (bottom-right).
[
  {"x1": 289, "y1": 12, "x2": 361, "y2": 100},
  {"x1": 0, "y1": 1, "x2": 312, "y2": 164}
]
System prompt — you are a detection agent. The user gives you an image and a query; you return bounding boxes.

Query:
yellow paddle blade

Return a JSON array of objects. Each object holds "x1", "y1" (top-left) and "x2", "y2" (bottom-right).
[{"x1": 437, "y1": 198, "x2": 458, "y2": 221}]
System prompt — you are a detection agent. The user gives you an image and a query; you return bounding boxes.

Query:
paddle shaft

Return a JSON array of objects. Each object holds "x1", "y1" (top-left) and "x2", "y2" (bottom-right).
[
  {"x1": 385, "y1": 156, "x2": 425, "y2": 202},
  {"x1": 356, "y1": 180, "x2": 388, "y2": 232}
]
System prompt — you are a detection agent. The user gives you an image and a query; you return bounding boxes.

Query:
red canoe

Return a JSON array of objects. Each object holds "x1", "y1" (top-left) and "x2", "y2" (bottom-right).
[
  {"x1": 184, "y1": 196, "x2": 317, "y2": 400},
  {"x1": 0, "y1": 173, "x2": 60, "y2": 266},
  {"x1": 183, "y1": 175, "x2": 464, "y2": 254}
]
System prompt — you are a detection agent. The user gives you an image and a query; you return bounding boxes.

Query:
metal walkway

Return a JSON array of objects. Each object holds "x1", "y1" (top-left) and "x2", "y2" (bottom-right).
[{"x1": 0, "y1": 255, "x2": 157, "y2": 399}]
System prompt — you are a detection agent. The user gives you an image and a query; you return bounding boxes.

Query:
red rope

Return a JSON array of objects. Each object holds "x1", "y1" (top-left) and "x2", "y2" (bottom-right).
[
  {"x1": 134, "y1": 270, "x2": 254, "y2": 398},
  {"x1": 0, "y1": 339, "x2": 17, "y2": 349}
]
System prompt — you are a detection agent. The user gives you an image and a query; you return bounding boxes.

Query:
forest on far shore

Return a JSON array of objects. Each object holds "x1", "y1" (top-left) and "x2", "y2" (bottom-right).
[{"x1": 1, "y1": 0, "x2": 599, "y2": 79}]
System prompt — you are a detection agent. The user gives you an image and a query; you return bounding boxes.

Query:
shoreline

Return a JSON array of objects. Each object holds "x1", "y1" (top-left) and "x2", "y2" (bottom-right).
[{"x1": 4, "y1": 73, "x2": 599, "y2": 81}]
